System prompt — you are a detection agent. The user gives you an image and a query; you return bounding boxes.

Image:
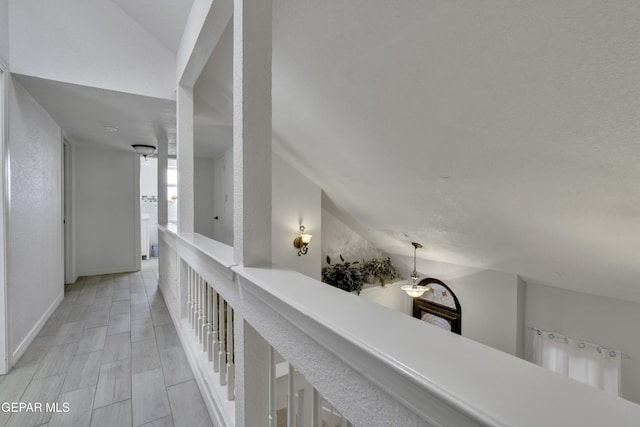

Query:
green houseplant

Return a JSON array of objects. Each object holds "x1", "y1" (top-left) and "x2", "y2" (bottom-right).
[
  {"x1": 321, "y1": 255, "x2": 364, "y2": 294},
  {"x1": 360, "y1": 257, "x2": 400, "y2": 285}
]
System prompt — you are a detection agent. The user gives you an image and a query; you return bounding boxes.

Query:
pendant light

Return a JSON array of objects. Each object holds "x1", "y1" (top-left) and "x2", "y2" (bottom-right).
[{"x1": 401, "y1": 242, "x2": 430, "y2": 298}]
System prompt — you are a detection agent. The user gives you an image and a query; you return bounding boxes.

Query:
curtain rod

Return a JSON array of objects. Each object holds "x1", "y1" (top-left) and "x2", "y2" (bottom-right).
[{"x1": 527, "y1": 327, "x2": 630, "y2": 359}]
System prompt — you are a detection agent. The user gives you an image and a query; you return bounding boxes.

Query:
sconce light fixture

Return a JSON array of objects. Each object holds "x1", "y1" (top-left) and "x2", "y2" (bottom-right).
[
  {"x1": 293, "y1": 225, "x2": 312, "y2": 256},
  {"x1": 401, "y1": 242, "x2": 430, "y2": 297},
  {"x1": 132, "y1": 144, "x2": 157, "y2": 160}
]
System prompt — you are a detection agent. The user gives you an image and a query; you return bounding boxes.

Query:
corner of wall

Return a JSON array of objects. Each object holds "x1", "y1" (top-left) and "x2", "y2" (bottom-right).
[{"x1": 516, "y1": 276, "x2": 527, "y2": 359}]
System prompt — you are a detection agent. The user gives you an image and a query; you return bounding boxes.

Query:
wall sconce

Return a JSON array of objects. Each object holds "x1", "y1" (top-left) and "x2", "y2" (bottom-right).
[{"x1": 293, "y1": 225, "x2": 312, "y2": 256}]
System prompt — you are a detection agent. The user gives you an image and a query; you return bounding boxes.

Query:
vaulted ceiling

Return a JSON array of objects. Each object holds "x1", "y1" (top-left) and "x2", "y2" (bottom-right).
[{"x1": 10, "y1": 0, "x2": 640, "y2": 303}]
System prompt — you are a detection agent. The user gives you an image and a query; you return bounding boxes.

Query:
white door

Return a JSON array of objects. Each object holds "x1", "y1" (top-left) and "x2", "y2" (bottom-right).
[{"x1": 212, "y1": 155, "x2": 226, "y2": 243}]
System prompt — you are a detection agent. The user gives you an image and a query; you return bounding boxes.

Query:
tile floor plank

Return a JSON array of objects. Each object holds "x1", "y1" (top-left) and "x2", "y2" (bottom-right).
[
  {"x1": 94, "y1": 359, "x2": 131, "y2": 409},
  {"x1": 83, "y1": 310, "x2": 110, "y2": 330},
  {"x1": 160, "y1": 347, "x2": 193, "y2": 387},
  {"x1": 34, "y1": 343, "x2": 77, "y2": 380},
  {"x1": 48, "y1": 385, "x2": 96, "y2": 427},
  {"x1": 61, "y1": 351, "x2": 103, "y2": 393},
  {"x1": 131, "y1": 319, "x2": 155, "y2": 343},
  {"x1": 90, "y1": 400, "x2": 132, "y2": 427},
  {"x1": 131, "y1": 339, "x2": 161, "y2": 375},
  {"x1": 76, "y1": 326, "x2": 108, "y2": 355},
  {"x1": 101, "y1": 333, "x2": 130, "y2": 364},
  {"x1": 167, "y1": 380, "x2": 212, "y2": 427},
  {"x1": 106, "y1": 313, "x2": 131, "y2": 336},
  {"x1": 131, "y1": 368, "x2": 171, "y2": 426},
  {"x1": 139, "y1": 415, "x2": 174, "y2": 427}
]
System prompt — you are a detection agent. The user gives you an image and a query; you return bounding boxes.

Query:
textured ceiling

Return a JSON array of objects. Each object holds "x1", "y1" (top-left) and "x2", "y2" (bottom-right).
[
  {"x1": 271, "y1": 0, "x2": 640, "y2": 302},
  {"x1": 11, "y1": 0, "x2": 640, "y2": 302}
]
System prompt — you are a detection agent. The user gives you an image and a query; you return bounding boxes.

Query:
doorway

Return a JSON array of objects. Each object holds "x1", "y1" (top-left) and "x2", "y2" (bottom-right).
[
  {"x1": 140, "y1": 157, "x2": 159, "y2": 260},
  {"x1": 63, "y1": 140, "x2": 74, "y2": 284}
]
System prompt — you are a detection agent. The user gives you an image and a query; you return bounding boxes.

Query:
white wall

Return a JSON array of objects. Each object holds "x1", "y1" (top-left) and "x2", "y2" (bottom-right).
[
  {"x1": 0, "y1": 0, "x2": 8, "y2": 65},
  {"x1": 272, "y1": 153, "x2": 321, "y2": 280},
  {"x1": 7, "y1": 76, "x2": 63, "y2": 363},
  {"x1": 194, "y1": 157, "x2": 215, "y2": 239},
  {"x1": 360, "y1": 280, "x2": 410, "y2": 313},
  {"x1": 74, "y1": 145, "x2": 139, "y2": 276},
  {"x1": 9, "y1": 0, "x2": 175, "y2": 99},
  {"x1": 389, "y1": 254, "x2": 523, "y2": 357},
  {"x1": 525, "y1": 283, "x2": 640, "y2": 404},
  {"x1": 321, "y1": 209, "x2": 381, "y2": 265}
]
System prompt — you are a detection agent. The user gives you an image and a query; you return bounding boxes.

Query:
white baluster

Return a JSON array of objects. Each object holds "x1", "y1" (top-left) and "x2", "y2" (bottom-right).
[
  {"x1": 191, "y1": 269, "x2": 198, "y2": 330},
  {"x1": 187, "y1": 266, "x2": 193, "y2": 326},
  {"x1": 190, "y1": 267, "x2": 196, "y2": 327},
  {"x1": 288, "y1": 363, "x2": 295, "y2": 427},
  {"x1": 269, "y1": 347, "x2": 276, "y2": 427},
  {"x1": 311, "y1": 388, "x2": 319, "y2": 427},
  {"x1": 211, "y1": 291, "x2": 219, "y2": 367},
  {"x1": 197, "y1": 275, "x2": 204, "y2": 342},
  {"x1": 202, "y1": 283, "x2": 209, "y2": 352},
  {"x1": 297, "y1": 388, "x2": 305, "y2": 427},
  {"x1": 219, "y1": 297, "x2": 227, "y2": 385},
  {"x1": 227, "y1": 306, "x2": 235, "y2": 400}
]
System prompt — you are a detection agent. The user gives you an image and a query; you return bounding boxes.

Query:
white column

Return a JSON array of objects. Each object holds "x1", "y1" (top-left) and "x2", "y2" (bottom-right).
[
  {"x1": 177, "y1": 84, "x2": 194, "y2": 233},
  {"x1": 157, "y1": 137, "x2": 168, "y2": 225},
  {"x1": 235, "y1": 318, "x2": 270, "y2": 427},
  {"x1": 233, "y1": 0, "x2": 273, "y2": 267}
]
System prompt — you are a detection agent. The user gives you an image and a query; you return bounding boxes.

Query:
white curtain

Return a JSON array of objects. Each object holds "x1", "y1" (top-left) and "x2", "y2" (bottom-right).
[{"x1": 532, "y1": 329, "x2": 621, "y2": 396}]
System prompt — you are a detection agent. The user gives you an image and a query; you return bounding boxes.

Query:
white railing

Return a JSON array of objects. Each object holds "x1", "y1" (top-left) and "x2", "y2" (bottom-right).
[{"x1": 158, "y1": 225, "x2": 640, "y2": 427}]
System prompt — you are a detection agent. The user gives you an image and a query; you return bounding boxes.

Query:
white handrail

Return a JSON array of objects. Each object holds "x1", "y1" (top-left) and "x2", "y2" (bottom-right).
[{"x1": 159, "y1": 226, "x2": 640, "y2": 427}]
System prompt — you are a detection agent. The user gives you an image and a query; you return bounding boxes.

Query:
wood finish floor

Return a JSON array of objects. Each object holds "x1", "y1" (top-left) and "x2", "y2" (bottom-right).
[{"x1": 0, "y1": 260, "x2": 213, "y2": 427}]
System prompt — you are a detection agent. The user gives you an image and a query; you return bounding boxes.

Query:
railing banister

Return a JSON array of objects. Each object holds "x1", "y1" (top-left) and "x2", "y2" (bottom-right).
[{"x1": 159, "y1": 227, "x2": 640, "y2": 427}]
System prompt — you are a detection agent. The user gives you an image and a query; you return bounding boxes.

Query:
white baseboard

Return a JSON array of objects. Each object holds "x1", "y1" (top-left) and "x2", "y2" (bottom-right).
[
  {"x1": 11, "y1": 291, "x2": 64, "y2": 365},
  {"x1": 76, "y1": 265, "x2": 139, "y2": 277}
]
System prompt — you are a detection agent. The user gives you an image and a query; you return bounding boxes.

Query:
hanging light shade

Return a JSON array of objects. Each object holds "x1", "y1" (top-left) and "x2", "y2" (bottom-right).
[
  {"x1": 401, "y1": 242, "x2": 430, "y2": 298},
  {"x1": 132, "y1": 144, "x2": 157, "y2": 159}
]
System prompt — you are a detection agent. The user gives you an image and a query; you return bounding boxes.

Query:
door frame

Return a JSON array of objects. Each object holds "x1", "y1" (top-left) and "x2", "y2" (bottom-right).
[
  {"x1": 0, "y1": 60, "x2": 9, "y2": 374},
  {"x1": 63, "y1": 139, "x2": 76, "y2": 284}
]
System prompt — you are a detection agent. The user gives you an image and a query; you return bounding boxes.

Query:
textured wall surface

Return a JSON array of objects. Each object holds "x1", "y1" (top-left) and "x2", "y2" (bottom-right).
[
  {"x1": 7, "y1": 77, "x2": 63, "y2": 358},
  {"x1": 321, "y1": 209, "x2": 381, "y2": 264}
]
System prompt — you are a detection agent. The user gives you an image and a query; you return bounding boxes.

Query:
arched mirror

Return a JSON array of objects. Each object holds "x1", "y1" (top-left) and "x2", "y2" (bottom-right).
[{"x1": 412, "y1": 278, "x2": 462, "y2": 335}]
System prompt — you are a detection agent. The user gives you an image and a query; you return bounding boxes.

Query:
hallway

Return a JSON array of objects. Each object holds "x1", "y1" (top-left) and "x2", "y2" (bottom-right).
[{"x1": 0, "y1": 260, "x2": 213, "y2": 427}]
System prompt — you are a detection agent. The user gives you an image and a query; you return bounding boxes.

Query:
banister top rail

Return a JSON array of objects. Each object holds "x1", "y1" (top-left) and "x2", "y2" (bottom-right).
[
  {"x1": 158, "y1": 225, "x2": 235, "y2": 269},
  {"x1": 232, "y1": 266, "x2": 640, "y2": 427}
]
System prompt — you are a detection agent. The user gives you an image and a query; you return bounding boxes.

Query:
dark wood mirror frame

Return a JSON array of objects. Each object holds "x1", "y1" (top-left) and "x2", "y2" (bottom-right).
[{"x1": 412, "y1": 278, "x2": 462, "y2": 335}]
